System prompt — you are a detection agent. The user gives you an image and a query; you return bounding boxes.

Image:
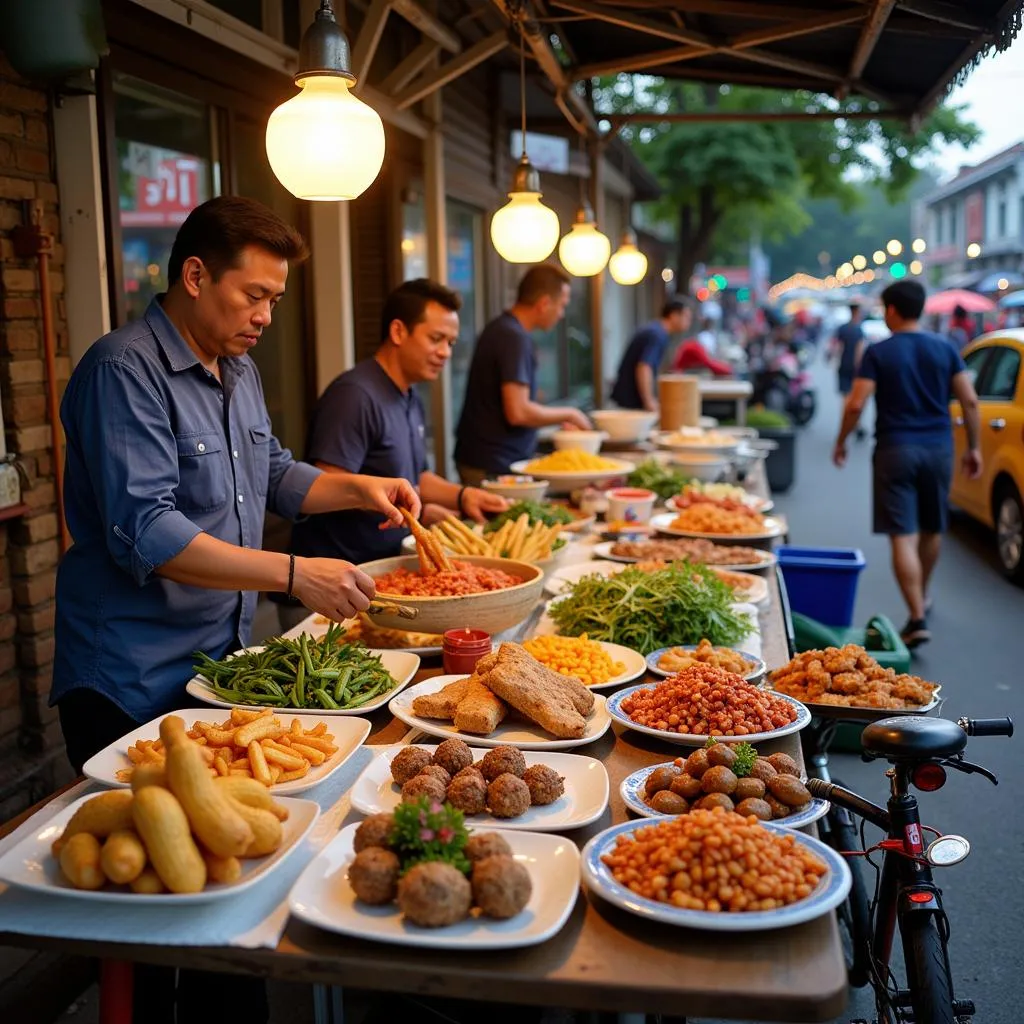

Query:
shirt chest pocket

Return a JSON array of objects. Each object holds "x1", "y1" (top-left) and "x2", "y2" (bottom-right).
[
  {"x1": 249, "y1": 425, "x2": 271, "y2": 496},
  {"x1": 175, "y1": 431, "x2": 228, "y2": 512}
]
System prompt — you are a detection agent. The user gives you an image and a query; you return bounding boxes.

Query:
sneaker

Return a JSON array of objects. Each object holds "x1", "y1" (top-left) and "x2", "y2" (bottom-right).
[{"x1": 901, "y1": 618, "x2": 931, "y2": 649}]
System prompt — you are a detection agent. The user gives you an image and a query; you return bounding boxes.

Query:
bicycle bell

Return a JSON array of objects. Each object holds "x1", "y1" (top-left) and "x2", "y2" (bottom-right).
[{"x1": 925, "y1": 834, "x2": 971, "y2": 867}]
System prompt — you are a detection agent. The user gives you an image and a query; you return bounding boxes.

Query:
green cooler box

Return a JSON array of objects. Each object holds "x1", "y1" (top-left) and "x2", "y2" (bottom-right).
[{"x1": 791, "y1": 612, "x2": 911, "y2": 673}]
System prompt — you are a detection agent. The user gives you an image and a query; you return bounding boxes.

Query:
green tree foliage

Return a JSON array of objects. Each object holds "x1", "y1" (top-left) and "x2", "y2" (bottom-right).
[{"x1": 595, "y1": 78, "x2": 980, "y2": 287}]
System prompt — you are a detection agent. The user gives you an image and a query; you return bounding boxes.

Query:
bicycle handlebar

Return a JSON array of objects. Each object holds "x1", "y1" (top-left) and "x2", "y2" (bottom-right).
[{"x1": 959, "y1": 716, "x2": 1014, "y2": 738}]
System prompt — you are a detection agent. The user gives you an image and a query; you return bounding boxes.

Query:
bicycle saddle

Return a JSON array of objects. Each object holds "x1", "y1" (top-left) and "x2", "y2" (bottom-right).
[{"x1": 862, "y1": 716, "x2": 967, "y2": 760}]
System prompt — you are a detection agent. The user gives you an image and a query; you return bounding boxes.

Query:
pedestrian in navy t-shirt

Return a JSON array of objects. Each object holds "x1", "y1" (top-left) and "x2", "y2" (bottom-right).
[
  {"x1": 611, "y1": 298, "x2": 693, "y2": 410},
  {"x1": 833, "y1": 280, "x2": 982, "y2": 649},
  {"x1": 454, "y1": 264, "x2": 590, "y2": 482}
]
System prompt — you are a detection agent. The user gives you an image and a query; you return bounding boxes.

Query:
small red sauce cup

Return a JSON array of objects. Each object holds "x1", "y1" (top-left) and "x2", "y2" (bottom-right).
[{"x1": 442, "y1": 628, "x2": 492, "y2": 675}]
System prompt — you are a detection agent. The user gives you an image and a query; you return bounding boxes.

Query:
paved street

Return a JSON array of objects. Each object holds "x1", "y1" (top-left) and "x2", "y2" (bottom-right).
[{"x1": 770, "y1": 354, "x2": 1024, "y2": 1023}]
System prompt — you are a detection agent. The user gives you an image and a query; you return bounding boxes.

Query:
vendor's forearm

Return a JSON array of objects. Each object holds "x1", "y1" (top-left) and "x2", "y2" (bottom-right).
[
  {"x1": 300, "y1": 469, "x2": 366, "y2": 514},
  {"x1": 510, "y1": 402, "x2": 573, "y2": 428},
  {"x1": 419, "y1": 471, "x2": 459, "y2": 509},
  {"x1": 837, "y1": 404, "x2": 863, "y2": 446},
  {"x1": 157, "y1": 533, "x2": 289, "y2": 592},
  {"x1": 964, "y1": 404, "x2": 981, "y2": 450}
]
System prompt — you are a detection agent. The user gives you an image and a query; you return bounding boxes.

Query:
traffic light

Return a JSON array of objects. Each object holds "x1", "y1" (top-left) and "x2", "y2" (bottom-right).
[
  {"x1": 889, "y1": 262, "x2": 907, "y2": 279},
  {"x1": 711, "y1": 274, "x2": 728, "y2": 289},
  {"x1": 737, "y1": 287, "x2": 751, "y2": 302}
]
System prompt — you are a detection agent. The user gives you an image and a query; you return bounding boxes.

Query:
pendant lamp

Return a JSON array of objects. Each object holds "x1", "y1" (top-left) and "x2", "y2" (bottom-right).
[
  {"x1": 559, "y1": 202, "x2": 611, "y2": 277},
  {"x1": 489, "y1": 10, "x2": 560, "y2": 263},
  {"x1": 266, "y1": 1, "x2": 385, "y2": 201},
  {"x1": 608, "y1": 229, "x2": 648, "y2": 285}
]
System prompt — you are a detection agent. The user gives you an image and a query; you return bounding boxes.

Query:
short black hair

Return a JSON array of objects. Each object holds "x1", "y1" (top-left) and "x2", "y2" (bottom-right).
[
  {"x1": 953, "y1": 304, "x2": 967, "y2": 319},
  {"x1": 517, "y1": 264, "x2": 571, "y2": 305},
  {"x1": 881, "y1": 280, "x2": 926, "y2": 320},
  {"x1": 380, "y1": 278, "x2": 462, "y2": 342},
  {"x1": 662, "y1": 296, "x2": 693, "y2": 318},
  {"x1": 849, "y1": 303, "x2": 862, "y2": 317},
  {"x1": 168, "y1": 196, "x2": 308, "y2": 285}
]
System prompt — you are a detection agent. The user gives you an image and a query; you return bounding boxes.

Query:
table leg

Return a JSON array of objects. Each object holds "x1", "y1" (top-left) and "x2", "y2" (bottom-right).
[
  {"x1": 313, "y1": 984, "x2": 344, "y2": 1024},
  {"x1": 99, "y1": 960, "x2": 133, "y2": 1024}
]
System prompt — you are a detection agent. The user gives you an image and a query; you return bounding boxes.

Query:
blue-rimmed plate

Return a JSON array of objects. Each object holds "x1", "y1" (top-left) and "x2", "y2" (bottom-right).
[
  {"x1": 581, "y1": 818, "x2": 851, "y2": 931},
  {"x1": 645, "y1": 646, "x2": 766, "y2": 685},
  {"x1": 619, "y1": 762, "x2": 829, "y2": 829},
  {"x1": 605, "y1": 683, "x2": 811, "y2": 747}
]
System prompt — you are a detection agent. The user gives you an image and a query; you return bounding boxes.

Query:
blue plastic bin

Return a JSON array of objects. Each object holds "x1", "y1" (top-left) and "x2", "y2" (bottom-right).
[{"x1": 777, "y1": 546, "x2": 866, "y2": 628}]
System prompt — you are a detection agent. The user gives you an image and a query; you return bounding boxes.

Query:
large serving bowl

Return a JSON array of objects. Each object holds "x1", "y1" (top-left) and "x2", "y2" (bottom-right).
[
  {"x1": 552, "y1": 429, "x2": 608, "y2": 454},
  {"x1": 590, "y1": 409, "x2": 659, "y2": 443},
  {"x1": 358, "y1": 555, "x2": 544, "y2": 634},
  {"x1": 664, "y1": 451, "x2": 730, "y2": 482},
  {"x1": 509, "y1": 457, "x2": 634, "y2": 495},
  {"x1": 400, "y1": 531, "x2": 574, "y2": 581},
  {"x1": 481, "y1": 476, "x2": 549, "y2": 502}
]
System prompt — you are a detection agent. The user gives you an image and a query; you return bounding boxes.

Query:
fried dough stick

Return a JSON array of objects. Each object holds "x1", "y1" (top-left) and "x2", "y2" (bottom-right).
[{"x1": 402, "y1": 508, "x2": 453, "y2": 574}]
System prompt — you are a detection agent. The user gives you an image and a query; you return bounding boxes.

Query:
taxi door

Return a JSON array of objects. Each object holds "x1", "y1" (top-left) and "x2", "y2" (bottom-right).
[{"x1": 950, "y1": 345, "x2": 993, "y2": 520}]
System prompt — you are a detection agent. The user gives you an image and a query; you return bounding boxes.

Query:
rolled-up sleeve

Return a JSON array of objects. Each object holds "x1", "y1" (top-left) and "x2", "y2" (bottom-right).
[
  {"x1": 266, "y1": 436, "x2": 321, "y2": 520},
  {"x1": 70, "y1": 361, "x2": 202, "y2": 586}
]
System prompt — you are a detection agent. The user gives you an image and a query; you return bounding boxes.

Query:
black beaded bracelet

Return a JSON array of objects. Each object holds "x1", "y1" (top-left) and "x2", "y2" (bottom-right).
[
  {"x1": 286, "y1": 553, "x2": 296, "y2": 598},
  {"x1": 457, "y1": 486, "x2": 468, "y2": 515}
]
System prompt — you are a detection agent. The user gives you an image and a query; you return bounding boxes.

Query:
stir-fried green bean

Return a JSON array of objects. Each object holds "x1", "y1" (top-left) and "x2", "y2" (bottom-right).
[{"x1": 193, "y1": 623, "x2": 399, "y2": 710}]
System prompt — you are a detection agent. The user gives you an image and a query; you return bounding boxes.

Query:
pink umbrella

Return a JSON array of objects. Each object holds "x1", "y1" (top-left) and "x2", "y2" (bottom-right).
[{"x1": 924, "y1": 289, "x2": 995, "y2": 315}]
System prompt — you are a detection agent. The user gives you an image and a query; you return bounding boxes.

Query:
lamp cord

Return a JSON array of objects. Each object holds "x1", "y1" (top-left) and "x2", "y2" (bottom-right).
[{"x1": 518, "y1": 11, "x2": 527, "y2": 158}]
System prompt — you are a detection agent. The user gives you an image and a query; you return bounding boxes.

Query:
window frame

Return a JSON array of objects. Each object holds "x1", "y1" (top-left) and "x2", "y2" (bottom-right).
[{"x1": 975, "y1": 345, "x2": 1021, "y2": 402}]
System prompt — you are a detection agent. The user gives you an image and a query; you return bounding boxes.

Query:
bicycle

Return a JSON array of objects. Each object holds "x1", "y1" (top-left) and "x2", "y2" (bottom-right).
[{"x1": 804, "y1": 714, "x2": 1014, "y2": 1024}]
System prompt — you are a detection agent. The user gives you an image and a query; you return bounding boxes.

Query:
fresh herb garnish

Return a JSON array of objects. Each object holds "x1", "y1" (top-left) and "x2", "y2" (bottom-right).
[
  {"x1": 626, "y1": 459, "x2": 692, "y2": 500},
  {"x1": 389, "y1": 798, "x2": 471, "y2": 875},
  {"x1": 484, "y1": 500, "x2": 574, "y2": 532}
]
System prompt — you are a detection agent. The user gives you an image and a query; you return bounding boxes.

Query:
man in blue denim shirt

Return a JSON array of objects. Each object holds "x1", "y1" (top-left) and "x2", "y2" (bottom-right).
[{"x1": 53, "y1": 197, "x2": 420, "y2": 773}]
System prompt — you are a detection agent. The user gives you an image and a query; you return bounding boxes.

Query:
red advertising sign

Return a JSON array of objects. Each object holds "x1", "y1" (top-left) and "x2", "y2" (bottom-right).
[
  {"x1": 965, "y1": 191, "x2": 984, "y2": 245},
  {"x1": 122, "y1": 155, "x2": 203, "y2": 228}
]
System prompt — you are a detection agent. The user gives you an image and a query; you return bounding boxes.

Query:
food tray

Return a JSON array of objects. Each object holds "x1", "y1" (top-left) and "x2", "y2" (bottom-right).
[{"x1": 764, "y1": 687, "x2": 944, "y2": 723}]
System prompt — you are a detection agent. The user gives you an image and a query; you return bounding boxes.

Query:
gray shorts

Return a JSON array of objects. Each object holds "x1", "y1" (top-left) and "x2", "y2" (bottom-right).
[{"x1": 872, "y1": 445, "x2": 952, "y2": 536}]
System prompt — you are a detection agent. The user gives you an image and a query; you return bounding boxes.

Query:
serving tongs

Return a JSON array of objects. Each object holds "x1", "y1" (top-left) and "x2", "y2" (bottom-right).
[{"x1": 368, "y1": 599, "x2": 419, "y2": 621}]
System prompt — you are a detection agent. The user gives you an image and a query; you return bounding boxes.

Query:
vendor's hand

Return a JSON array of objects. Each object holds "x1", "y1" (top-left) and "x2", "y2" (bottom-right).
[
  {"x1": 832, "y1": 441, "x2": 847, "y2": 469},
  {"x1": 421, "y1": 503, "x2": 451, "y2": 527},
  {"x1": 961, "y1": 447, "x2": 983, "y2": 480},
  {"x1": 292, "y1": 557, "x2": 375, "y2": 621},
  {"x1": 562, "y1": 409, "x2": 591, "y2": 431},
  {"x1": 349, "y1": 474, "x2": 421, "y2": 528},
  {"x1": 461, "y1": 487, "x2": 508, "y2": 524}
]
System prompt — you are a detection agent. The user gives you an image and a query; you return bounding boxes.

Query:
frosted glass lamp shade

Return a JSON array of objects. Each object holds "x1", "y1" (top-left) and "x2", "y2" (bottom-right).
[
  {"x1": 490, "y1": 192, "x2": 560, "y2": 263},
  {"x1": 559, "y1": 222, "x2": 611, "y2": 277},
  {"x1": 609, "y1": 238, "x2": 648, "y2": 285},
  {"x1": 266, "y1": 78, "x2": 385, "y2": 201}
]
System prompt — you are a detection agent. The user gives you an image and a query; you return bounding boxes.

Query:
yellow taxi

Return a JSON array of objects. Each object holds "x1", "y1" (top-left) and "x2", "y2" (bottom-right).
[{"x1": 950, "y1": 330, "x2": 1024, "y2": 581}]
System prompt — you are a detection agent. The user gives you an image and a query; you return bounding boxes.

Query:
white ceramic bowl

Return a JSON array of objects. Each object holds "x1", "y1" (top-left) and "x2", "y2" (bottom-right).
[
  {"x1": 552, "y1": 430, "x2": 608, "y2": 454},
  {"x1": 590, "y1": 409, "x2": 659, "y2": 443},
  {"x1": 481, "y1": 476, "x2": 549, "y2": 502},
  {"x1": 666, "y1": 452, "x2": 729, "y2": 482}
]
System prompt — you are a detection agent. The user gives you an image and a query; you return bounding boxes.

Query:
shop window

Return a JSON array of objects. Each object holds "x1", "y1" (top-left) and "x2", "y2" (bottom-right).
[
  {"x1": 531, "y1": 279, "x2": 593, "y2": 409},
  {"x1": 110, "y1": 74, "x2": 217, "y2": 323},
  {"x1": 447, "y1": 199, "x2": 483, "y2": 409}
]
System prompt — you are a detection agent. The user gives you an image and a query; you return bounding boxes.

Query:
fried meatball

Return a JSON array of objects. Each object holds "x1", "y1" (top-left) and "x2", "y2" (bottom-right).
[
  {"x1": 397, "y1": 861, "x2": 472, "y2": 927},
  {"x1": 353, "y1": 812, "x2": 395, "y2": 853},
  {"x1": 472, "y1": 855, "x2": 532, "y2": 919},
  {"x1": 348, "y1": 847, "x2": 400, "y2": 905},
  {"x1": 446, "y1": 773, "x2": 487, "y2": 815},
  {"x1": 433, "y1": 738, "x2": 474, "y2": 777},
  {"x1": 479, "y1": 746, "x2": 527, "y2": 782},
  {"x1": 765, "y1": 794, "x2": 792, "y2": 819},
  {"x1": 401, "y1": 774, "x2": 447, "y2": 805},
  {"x1": 767, "y1": 774, "x2": 812, "y2": 807},
  {"x1": 648, "y1": 790, "x2": 688, "y2": 814},
  {"x1": 766, "y1": 752, "x2": 801, "y2": 777},
  {"x1": 523, "y1": 764, "x2": 565, "y2": 806},
  {"x1": 701, "y1": 765, "x2": 738, "y2": 795},
  {"x1": 486, "y1": 773, "x2": 531, "y2": 818},
  {"x1": 705, "y1": 744, "x2": 738, "y2": 769},
  {"x1": 748, "y1": 758, "x2": 778, "y2": 783},
  {"x1": 695, "y1": 792, "x2": 735, "y2": 812},
  {"x1": 418, "y1": 764, "x2": 452, "y2": 788},
  {"x1": 735, "y1": 797, "x2": 773, "y2": 821},
  {"x1": 670, "y1": 773, "x2": 704, "y2": 800},
  {"x1": 684, "y1": 749, "x2": 711, "y2": 778},
  {"x1": 734, "y1": 777, "x2": 766, "y2": 801},
  {"x1": 452, "y1": 765, "x2": 485, "y2": 785},
  {"x1": 465, "y1": 832, "x2": 512, "y2": 863},
  {"x1": 644, "y1": 764, "x2": 683, "y2": 797},
  {"x1": 391, "y1": 746, "x2": 433, "y2": 785}
]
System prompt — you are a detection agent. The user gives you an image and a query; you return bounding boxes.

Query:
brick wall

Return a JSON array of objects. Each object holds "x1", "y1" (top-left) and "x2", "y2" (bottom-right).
[{"x1": 0, "y1": 54, "x2": 74, "y2": 820}]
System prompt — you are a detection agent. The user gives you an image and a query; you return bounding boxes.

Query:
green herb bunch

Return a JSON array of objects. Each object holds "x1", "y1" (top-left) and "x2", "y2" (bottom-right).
[
  {"x1": 390, "y1": 798, "x2": 471, "y2": 875},
  {"x1": 484, "y1": 500, "x2": 573, "y2": 532},
  {"x1": 548, "y1": 563, "x2": 753, "y2": 655},
  {"x1": 704, "y1": 737, "x2": 758, "y2": 777},
  {"x1": 626, "y1": 459, "x2": 692, "y2": 500}
]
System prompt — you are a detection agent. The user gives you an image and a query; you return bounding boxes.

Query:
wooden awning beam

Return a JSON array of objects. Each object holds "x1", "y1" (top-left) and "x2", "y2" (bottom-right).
[
  {"x1": 895, "y1": 0, "x2": 990, "y2": 33},
  {"x1": 394, "y1": 31, "x2": 507, "y2": 110},
  {"x1": 550, "y1": 0, "x2": 712, "y2": 47},
  {"x1": 840, "y1": 0, "x2": 897, "y2": 100},
  {"x1": 380, "y1": 38, "x2": 441, "y2": 95},
  {"x1": 351, "y1": 0, "x2": 393, "y2": 84},
  {"x1": 606, "y1": 108, "x2": 907, "y2": 125},
  {"x1": 392, "y1": 0, "x2": 462, "y2": 53},
  {"x1": 574, "y1": 44, "x2": 711, "y2": 81}
]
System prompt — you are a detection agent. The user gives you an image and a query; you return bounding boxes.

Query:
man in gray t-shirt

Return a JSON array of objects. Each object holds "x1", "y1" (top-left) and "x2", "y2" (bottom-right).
[{"x1": 455, "y1": 264, "x2": 590, "y2": 482}]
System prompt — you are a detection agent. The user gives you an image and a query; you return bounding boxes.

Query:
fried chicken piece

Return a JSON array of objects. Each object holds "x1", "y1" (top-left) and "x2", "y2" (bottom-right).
[
  {"x1": 412, "y1": 677, "x2": 472, "y2": 720},
  {"x1": 453, "y1": 679, "x2": 508, "y2": 735},
  {"x1": 831, "y1": 672, "x2": 870, "y2": 695}
]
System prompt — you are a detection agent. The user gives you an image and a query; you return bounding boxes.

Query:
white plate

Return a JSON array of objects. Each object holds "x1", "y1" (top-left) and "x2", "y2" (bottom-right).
[
  {"x1": 619, "y1": 762, "x2": 829, "y2": 829},
  {"x1": 298, "y1": 614, "x2": 443, "y2": 656},
  {"x1": 605, "y1": 682, "x2": 810, "y2": 747},
  {"x1": 650, "y1": 511, "x2": 785, "y2": 542},
  {"x1": 709, "y1": 568, "x2": 769, "y2": 605},
  {"x1": 289, "y1": 823, "x2": 580, "y2": 949},
  {"x1": 590, "y1": 540, "x2": 778, "y2": 572},
  {"x1": 520, "y1": 638, "x2": 647, "y2": 692},
  {"x1": 186, "y1": 648, "x2": 421, "y2": 715},
  {"x1": 0, "y1": 793, "x2": 319, "y2": 905},
  {"x1": 644, "y1": 645, "x2": 766, "y2": 684},
  {"x1": 652, "y1": 430, "x2": 741, "y2": 455},
  {"x1": 389, "y1": 675, "x2": 612, "y2": 750},
  {"x1": 535, "y1": 596, "x2": 762, "y2": 661},
  {"x1": 666, "y1": 493, "x2": 774, "y2": 515},
  {"x1": 509, "y1": 458, "x2": 634, "y2": 495},
  {"x1": 581, "y1": 819, "x2": 851, "y2": 931},
  {"x1": 350, "y1": 744, "x2": 609, "y2": 831},
  {"x1": 83, "y1": 709, "x2": 371, "y2": 796}
]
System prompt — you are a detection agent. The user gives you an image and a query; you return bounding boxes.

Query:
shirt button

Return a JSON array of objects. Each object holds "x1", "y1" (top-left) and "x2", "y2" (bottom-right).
[
  {"x1": 238, "y1": 494, "x2": 244, "y2": 503},
  {"x1": 232, "y1": 450, "x2": 239, "y2": 459},
  {"x1": 197, "y1": 442, "x2": 206, "y2": 453}
]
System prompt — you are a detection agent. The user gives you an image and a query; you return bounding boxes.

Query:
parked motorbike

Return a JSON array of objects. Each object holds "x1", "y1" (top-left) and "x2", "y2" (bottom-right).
[{"x1": 750, "y1": 345, "x2": 816, "y2": 425}]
